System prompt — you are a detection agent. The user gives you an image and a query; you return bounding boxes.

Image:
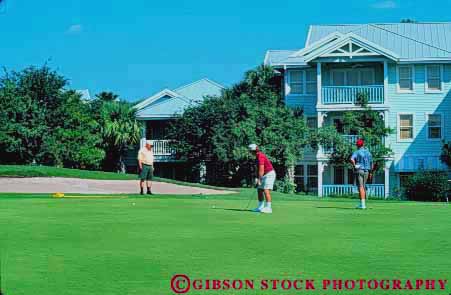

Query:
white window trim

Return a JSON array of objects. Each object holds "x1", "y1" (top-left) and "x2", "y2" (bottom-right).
[
  {"x1": 425, "y1": 112, "x2": 444, "y2": 141},
  {"x1": 287, "y1": 69, "x2": 317, "y2": 96},
  {"x1": 424, "y1": 64, "x2": 444, "y2": 93},
  {"x1": 294, "y1": 162, "x2": 318, "y2": 191},
  {"x1": 330, "y1": 165, "x2": 356, "y2": 185},
  {"x1": 330, "y1": 68, "x2": 376, "y2": 86},
  {"x1": 397, "y1": 112, "x2": 415, "y2": 142},
  {"x1": 396, "y1": 65, "x2": 415, "y2": 93}
]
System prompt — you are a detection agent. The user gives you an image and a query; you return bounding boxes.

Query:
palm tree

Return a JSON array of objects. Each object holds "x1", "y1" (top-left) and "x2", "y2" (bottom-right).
[
  {"x1": 96, "y1": 91, "x2": 119, "y2": 102},
  {"x1": 101, "y1": 101, "x2": 141, "y2": 172}
]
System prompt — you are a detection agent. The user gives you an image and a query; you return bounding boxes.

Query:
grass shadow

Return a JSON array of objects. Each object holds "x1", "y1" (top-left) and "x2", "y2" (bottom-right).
[
  {"x1": 218, "y1": 208, "x2": 254, "y2": 213},
  {"x1": 316, "y1": 206, "x2": 360, "y2": 210}
]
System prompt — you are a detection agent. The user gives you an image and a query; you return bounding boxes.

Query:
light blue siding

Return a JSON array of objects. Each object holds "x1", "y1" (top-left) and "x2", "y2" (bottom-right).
[
  {"x1": 387, "y1": 63, "x2": 451, "y2": 171},
  {"x1": 285, "y1": 68, "x2": 317, "y2": 115}
]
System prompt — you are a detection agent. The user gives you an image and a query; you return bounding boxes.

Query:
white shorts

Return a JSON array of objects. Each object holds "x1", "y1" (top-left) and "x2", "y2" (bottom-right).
[{"x1": 258, "y1": 170, "x2": 276, "y2": 190}]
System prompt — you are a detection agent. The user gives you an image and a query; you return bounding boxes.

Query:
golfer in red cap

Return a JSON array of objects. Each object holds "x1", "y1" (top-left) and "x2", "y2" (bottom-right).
[{"x1": 350, "y1": 139, "x2": 374, "y2": 209}]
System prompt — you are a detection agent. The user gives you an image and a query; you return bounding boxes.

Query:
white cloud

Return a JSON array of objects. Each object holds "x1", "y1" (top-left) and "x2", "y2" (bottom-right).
[
  {"x1": 66, "y1": 24, "x2": 83, "y2": 34},
  {"x1": 371, "y1": 0, "x2": 398, "y2": 9}
]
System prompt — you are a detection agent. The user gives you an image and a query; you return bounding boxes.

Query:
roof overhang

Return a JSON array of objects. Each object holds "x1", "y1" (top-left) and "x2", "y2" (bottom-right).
[
  {"x1": 290, "y1": 32, "x2": 344, "y2": 57},
  {"x1": 134, "y1": 89, "x2": 181, "y2": 110},
  {"x1": 303, "y1": 33, "x2": 400, "y2": 62}
]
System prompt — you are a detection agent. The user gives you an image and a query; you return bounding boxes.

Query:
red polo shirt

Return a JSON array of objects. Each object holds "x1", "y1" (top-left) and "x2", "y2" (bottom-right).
[{"x1": 256, "y1": 151, "x2": 274, "y2": 175}]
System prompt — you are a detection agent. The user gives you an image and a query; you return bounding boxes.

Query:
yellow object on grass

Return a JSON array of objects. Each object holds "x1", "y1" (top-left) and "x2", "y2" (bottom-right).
[{"x1": 53, "y1": 192, "x2": 65, "y2": 198}]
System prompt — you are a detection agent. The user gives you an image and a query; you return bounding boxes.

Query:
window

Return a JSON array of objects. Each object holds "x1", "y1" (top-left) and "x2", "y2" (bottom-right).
[
  {"x1": 307, "y1": 165, "x2": 318, "y2": 190},
  {"x1": 426, "y1": 65, "x2": 442, "y2": 91},
  {"x1": 294, "y1": 165, "x2": 305, "y2": 192},
  {"x1": 360, "y1": 69, "x2": 374, "y2": 86},
  {"x1": 289, "y1": 71, "x2": 303, "y2": 94},
  {"x1": 427, "y1": 114, "x2": 442, "y2": 139},
  {"x1": 398, "y1": 66, "x2": 413, "y2": 91},
  {"x1": 307, "y1": 117, "x2": 317, "y2": 129},
  {"x1": 417, "y1": 158, "x2": 425, "y2": 170},
  {"x1": 347, "y1": 169, "x2": 355, "y2": 185},
  {"x1": 306, "y1": 70, "x2": 317, "y2": 94},
  {"x1": 347, "y1": 71, "x2": 359, "y2": 86},
  {"x1": 331, "y1": 68, "x2": 375, "y2": 86},
  {"x1": 331, "y1": 70, "x2": 346, "y2": 86},
  {"x1": 399, "y1": 114, "x2": 413, "y2": 140},
  {"x1": 333, "y1": 118, "x2": 344, "y2": 134},
  {"x1": 294, "y1": 164, "x2": 318, "y2": 192},
  {"x1": 334, "y1": 166, "x2": 345, "y2": 184},
  {"x1": 288, "y1": 69, "x2": 317, "y2": 95}
]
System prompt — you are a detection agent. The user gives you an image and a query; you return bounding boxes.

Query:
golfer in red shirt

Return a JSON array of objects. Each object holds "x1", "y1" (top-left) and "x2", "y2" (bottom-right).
[{"x1": 248, "y1": 144, "x2": 276, "y2": 214}]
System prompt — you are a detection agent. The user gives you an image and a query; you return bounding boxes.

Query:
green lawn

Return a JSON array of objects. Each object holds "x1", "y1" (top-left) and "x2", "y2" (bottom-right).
[{"x1": 0, "y1": 192, "x2": 449, "y2": 295}]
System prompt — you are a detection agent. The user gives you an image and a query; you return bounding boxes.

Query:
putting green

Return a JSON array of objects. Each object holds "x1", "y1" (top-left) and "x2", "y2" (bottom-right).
[{"x1": 0, "y1": 193, "x2": 449, "y2": 295}]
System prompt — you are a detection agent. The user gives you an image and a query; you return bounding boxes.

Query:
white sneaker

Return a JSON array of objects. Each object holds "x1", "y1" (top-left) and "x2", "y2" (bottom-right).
[
  {"x1": 356, "y1": 204, "x2": 367, "y2": 209},
  {"x1": 251, "y1": 207, "x2": 263, "y2": 212},
  {"x1": 260, "y1": 207, "x2": 272, "y2": 214}
]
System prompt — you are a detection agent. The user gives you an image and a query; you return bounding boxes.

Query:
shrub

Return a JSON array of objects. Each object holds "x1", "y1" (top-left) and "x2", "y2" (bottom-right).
[
  {"x1": 274, "y1": 177, "x2": 296, "y2": 194},
  {"x1": 403, "y1": 171, "x2": 449, "y2": 202}
]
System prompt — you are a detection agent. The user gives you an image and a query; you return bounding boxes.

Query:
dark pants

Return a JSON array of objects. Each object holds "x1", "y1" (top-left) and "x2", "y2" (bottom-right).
[{"x1": 139, "y1": 164, "x2": 154, "y2": 180}]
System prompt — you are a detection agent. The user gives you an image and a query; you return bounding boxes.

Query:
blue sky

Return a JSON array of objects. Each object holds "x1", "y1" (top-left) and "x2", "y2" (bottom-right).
[{"x1": 1, "y1": 0, "x2": 451, "y2": 101}]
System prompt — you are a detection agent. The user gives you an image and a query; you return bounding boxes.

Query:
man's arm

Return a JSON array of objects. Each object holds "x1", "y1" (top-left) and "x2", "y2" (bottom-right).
[
  {"x1": 137, "y1": 151, "x2": 143, "y2": 171},
  {"x1": 350, "y1": 153, "x2": 356, "y2": 167},
  {"x1": 257, "y1": 164, "x2": 264, "y2": 185}
]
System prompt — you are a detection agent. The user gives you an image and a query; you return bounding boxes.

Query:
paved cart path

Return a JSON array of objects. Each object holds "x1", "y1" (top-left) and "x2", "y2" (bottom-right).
[{"x1": 0, "y1": 177, "x2": 235, "y2": 195}]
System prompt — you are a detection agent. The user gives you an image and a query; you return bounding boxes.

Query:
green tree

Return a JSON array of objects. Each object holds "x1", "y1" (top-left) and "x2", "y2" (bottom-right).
[
  {"x1": 99, "y1": 101, "x2": 141, "y2": 172},
  {"x1": 0, "y1": 65, "x2": 104, "y2": 167},
  {"x1": 43, "y1": 91, "x2": 105, "y2": 169},
  {"x1": 168, "y1": 65, "x2": 309, "y2": 186},
  {"x1": 314, "y1": 93, "x2": 393, "y2": 171},
  {"x1": 95, "y1": 91, "x2": 119, "y2": 102}
]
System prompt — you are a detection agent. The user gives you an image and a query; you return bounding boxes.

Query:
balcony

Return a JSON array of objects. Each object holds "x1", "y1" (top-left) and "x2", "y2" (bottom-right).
[
  {"x1": 322, "y1": 135, "x2": 384, "y2": 154},
  {"x1": 322, "y1": 85, "x2": 384, "y2": 104},
  {"x1": 322, "y1": 184, "x2": 385, "y2": 198},
  {"x1": 151, "y1": 140, "x2": 173, "y2": 156}
]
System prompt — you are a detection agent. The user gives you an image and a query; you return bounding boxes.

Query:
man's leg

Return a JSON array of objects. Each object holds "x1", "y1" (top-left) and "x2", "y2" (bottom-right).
[
  {"x1": 356, "y1": 171, "x2": 367, "y2": 209},
  {"x1": 146, "y1": 179, "x2": 152, "y2": 194},
  {"x1": 252, "y1": 189, "x2": 265, "y2": 212},
  {"x1": 260, "y1": 172, "x2": 275, "y2": 213},
  {"x1": 264, "y1": 189, "x2": 272, "y2": 207},
  {"x1": 140, "y1": 179, "x2": 145, "y2": 195},
  {"x1": 258, "y1": 189, "x2": 265, "y2": 202}
]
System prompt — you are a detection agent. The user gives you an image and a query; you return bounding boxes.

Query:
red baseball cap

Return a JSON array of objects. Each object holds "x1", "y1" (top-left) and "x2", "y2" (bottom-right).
[{"x1": 356, "y1": 139, "x2": 364, "y2": 148}]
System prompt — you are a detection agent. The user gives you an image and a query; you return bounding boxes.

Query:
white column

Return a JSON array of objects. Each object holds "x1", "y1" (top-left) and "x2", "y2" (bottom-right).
[
  {"x1": 384, "y1": 161, "x2": 391, "y2": 199},
  {"x1": 199, "y1": 162, "x2": 207, "y2": 184},
  {"x1": 317, "y1": 62, "x2": 322, "y2": 106},
  {"x1": 383, "y1": 60, "x2": 388, "y2": 105},
  {"x1": 140, "y1": 120, "x2": 147, "y2": 148},
  {"x1": 318, "y1": 161, "x2": 324, "y2": 197},
  {"x1": 317, "y1": 111, "x2": 327, "y2": 158}
]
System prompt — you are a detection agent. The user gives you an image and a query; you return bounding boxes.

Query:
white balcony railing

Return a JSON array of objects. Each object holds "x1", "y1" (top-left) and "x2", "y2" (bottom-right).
[
  {"x1": 322, "y1": 184, "x2": 385, "y2": 198},
  {"x1": 322, "y1": 85, "x2": 384, "y2": 104},
  {"x1": 152, "y1": 140, "x2": 175, "y2": 156}
]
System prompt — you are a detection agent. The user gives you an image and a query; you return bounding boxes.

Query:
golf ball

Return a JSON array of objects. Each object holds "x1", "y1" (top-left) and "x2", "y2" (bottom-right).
[{"x1": 132, "y1": 203, "x2": 136, "y2": 206}]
